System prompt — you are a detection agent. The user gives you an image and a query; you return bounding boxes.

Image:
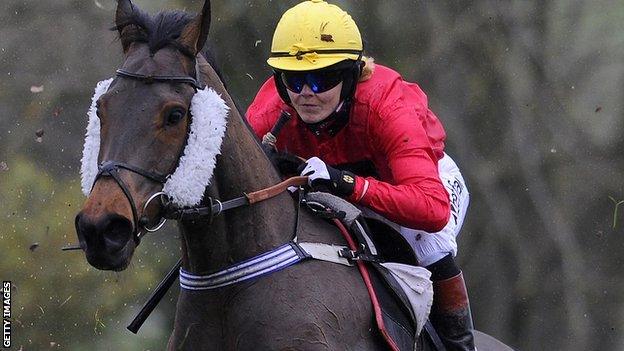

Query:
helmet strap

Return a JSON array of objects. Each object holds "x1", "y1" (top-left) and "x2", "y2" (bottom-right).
[
  {"x1": 339, "y1": 56, "x2": 363, "y2": 101},
  {"x1": 273, "y1": 71, "x2": 292, "y2": 104}
]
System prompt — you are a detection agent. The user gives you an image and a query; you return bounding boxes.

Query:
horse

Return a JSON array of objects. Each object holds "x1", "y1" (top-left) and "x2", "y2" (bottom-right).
[{"x1": 74, "y1": 1, "x2": 513, "y2": 350}]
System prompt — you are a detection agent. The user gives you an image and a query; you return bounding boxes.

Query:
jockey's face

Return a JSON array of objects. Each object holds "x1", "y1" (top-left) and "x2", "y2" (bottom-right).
[{"x1": 287, "y1": 82, "x2": 343, "y2": 124}]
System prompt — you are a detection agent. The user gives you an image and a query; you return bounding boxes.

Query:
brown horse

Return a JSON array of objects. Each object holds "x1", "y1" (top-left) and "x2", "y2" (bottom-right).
[{"x1": 75, "y1": 1, "x2": 513, "y2": 350}]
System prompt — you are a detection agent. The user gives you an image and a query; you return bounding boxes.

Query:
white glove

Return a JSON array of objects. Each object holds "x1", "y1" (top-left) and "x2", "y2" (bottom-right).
[
  {"x1": 298, "y1": 157, "x2": 356, "y2": 197},
  {"x1": 300, "y1": 157, "x2": 331, "y2": 186}
]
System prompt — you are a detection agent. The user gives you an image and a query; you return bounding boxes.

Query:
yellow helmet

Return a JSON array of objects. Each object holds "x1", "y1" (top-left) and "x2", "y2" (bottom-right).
[{"x1": 268, "y1": 0, "x2": 363, "y2": 71}]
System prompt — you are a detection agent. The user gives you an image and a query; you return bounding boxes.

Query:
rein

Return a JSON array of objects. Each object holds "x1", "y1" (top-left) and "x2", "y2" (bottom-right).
[
  {"x1": 162, "y1": 176, "x2": 308, "y2": 221},
  {"x1": 91, "y1": 160, "x2": 308, "y2": 244}
]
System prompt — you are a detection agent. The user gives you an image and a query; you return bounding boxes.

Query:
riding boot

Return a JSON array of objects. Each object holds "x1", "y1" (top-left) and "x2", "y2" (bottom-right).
[{"x1": 430, "y1": 271, "x2": 476, "y2": 351}]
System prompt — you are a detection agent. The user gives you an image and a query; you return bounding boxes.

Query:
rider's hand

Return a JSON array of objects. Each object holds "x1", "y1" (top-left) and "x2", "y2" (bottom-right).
[{"x1": 298, "y1": 157, "x2": 356, "y2": 197}]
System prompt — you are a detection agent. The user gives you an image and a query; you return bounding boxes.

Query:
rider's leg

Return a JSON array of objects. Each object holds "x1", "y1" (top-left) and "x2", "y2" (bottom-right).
[
  {"x1": 399, "y1": 154, "x2": 475, "y2": 350},
  {"x1": 426, "y1": 254, "x2": 475, "y2": 351}
]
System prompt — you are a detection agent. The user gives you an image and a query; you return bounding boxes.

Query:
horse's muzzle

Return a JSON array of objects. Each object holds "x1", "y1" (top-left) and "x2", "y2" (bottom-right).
[{"x1": 75, "y1": 212, "x2": 134, "y2": 271}]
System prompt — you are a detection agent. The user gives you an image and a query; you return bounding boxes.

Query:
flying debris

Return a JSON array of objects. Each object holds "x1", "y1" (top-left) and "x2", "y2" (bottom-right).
[
  {"x1": 30, "y1": 85, "x2": 44, "y2": 93},
  {"x1": 53, "y1": 107, "x2": 64, "y2": 118},
  {"x1": 94, "y1": 0, "x2": 105, "y2": 10},
  {"x1": 35, "y1": 129, "x2": 44, "y2": 143}
]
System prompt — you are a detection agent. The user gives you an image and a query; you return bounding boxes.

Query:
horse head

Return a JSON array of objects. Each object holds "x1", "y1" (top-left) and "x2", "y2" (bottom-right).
[{"x1": 75, "y1": 0, "x2": 218, "y2": 271}]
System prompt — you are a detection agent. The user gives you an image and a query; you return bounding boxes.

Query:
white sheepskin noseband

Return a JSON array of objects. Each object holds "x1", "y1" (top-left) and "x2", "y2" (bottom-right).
[{"x1": 80, "y1": 79, "x2": 230, "y2": 207}]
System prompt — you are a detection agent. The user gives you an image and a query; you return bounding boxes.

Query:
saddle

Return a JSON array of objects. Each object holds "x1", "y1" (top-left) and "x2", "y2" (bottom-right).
[{"x1": 303, "y1": 192, "x2": 435, "y2": 351}]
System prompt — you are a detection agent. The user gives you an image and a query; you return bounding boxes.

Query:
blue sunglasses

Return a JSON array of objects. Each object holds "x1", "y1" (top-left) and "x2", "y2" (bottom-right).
[{"x1": 280, "y1": 69, "x2": 345, "y2": 94}]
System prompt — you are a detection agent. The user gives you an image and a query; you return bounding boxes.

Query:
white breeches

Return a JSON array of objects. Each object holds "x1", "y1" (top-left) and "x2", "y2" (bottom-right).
[{"x1": 399, "y1": 154, "x2": 469, "y2": 267}]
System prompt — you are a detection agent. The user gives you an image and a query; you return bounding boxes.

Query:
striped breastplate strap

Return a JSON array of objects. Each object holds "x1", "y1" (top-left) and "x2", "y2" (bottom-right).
[{"x1": 180, "y1": 241, "x2": 353, "y2": 291}]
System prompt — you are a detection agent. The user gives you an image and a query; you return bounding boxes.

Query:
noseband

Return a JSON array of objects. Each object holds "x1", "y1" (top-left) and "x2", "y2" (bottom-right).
[{"x1": 93, "y1": 58, "x2": 205, "y2": 244}]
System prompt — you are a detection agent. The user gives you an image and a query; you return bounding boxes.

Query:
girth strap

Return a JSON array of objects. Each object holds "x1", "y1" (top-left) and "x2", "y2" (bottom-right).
[{"x1": 299, "y1": 242, "x2": 354, "y2": 266}]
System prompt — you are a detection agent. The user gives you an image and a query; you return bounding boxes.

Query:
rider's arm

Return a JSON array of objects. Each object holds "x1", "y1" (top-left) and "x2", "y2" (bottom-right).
[{"x1": 348, "y1": 95, "x2": 450, "y2": 232}]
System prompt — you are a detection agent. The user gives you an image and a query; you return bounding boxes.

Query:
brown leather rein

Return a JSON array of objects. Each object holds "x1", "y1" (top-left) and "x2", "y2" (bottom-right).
[
  {"x1": 63, "y1": 175, "x2": 308, "y2": 252},
  {"x1": 248, "y1": 175, "x2": 308, "y2": 203},
  {"x1": 161, "y1": 176, "x2": 309, "y2": 221}
]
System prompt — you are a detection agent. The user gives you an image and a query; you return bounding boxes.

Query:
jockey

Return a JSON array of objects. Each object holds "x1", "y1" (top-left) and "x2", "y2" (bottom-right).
[{"x1": 246, "y1": 1, "x2": 475, "y2": 349}]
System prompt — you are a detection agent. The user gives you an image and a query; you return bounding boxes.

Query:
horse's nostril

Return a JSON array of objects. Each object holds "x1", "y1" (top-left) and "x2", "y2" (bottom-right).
[
  {"x1": 102, "y1": 215, "x2": 133, "y2": 251},
  {"x1": 76, "y1": 213, "x2": 97, "y2": 249},
  {"x1": 75, "y1": 213, "x2": 133, "y2": 252}
]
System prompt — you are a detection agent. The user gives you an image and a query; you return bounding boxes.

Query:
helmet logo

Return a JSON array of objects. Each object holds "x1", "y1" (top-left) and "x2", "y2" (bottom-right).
[{"x1": 321, "y1": 34, "x2": 334, "y2": 42}]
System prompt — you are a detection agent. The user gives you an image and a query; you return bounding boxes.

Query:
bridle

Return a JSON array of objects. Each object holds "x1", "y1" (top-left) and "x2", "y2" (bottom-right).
[
  {"x1": 93, "y1": 161, "x2": 169, "y2": 244},
  {"x1": 82, "y1": 55, "x2": 316, "y2": 336},
  {"x1": 95, "y1": 57, "x2": 308, "y2": 245},
  {"x1": 91, "y1": 57, "x2": 306, "y2": 246},
  {"x1": 93, "y1": 58, "x2": 205, "y2": 245},
  {"x1": 115, "y1": 58, "x2": 205, "y2": 90}
]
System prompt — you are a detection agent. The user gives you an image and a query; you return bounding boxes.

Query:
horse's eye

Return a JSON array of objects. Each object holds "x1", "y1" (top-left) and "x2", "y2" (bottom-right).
[{"x1": 166, "y1": 108, "x2": 186, "y2": 126}]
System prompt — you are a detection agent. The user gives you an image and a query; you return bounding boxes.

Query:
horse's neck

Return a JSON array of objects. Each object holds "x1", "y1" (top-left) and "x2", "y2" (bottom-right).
[
  {"x1": 216, "y1": 109, "x2": 298, "y2": 259},
  {"x1": 179, "y1": 61, "x2": 297, "y2": 273}
]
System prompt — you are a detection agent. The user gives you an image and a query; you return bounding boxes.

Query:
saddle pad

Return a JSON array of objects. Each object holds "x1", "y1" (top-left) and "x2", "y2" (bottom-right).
[
  {"x1": 368, "y1": 264, "x2": 416, "y2": 351},
  {"x1": 379, "y1": 262, "x2": 433, "y2": 336}
]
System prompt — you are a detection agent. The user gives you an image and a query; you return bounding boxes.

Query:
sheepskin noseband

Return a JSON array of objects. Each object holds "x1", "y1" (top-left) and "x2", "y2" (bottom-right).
[{"x1": 80, "y1": 78, "x2": 230, "y2": 207}]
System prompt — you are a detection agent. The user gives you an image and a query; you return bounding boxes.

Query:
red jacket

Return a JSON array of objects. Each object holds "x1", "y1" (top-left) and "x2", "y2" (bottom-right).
[{"x1": 246, "y1": 64, "x2": 450, "y2": 232}]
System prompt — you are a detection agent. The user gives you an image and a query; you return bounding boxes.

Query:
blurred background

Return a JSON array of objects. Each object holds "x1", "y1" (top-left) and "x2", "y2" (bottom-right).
[{"x1": 1, "y1": 0, "x2": 623, "y2": 350}]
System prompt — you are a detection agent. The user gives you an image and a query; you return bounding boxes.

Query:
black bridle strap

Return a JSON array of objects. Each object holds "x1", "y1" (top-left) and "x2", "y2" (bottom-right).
[
  {"x1": 116, "y1": 69, "x2": 203, "y2": 89},
  {"x1": 103, "y1": 161, "x2": 168, "y2": 184},
  {"x1": 164, "y1": 195, "x2": 249, "y2": 220},
  {"x1": 95, "y1": 161, "x2": 168, "y2": 243},
  {"x1": 102, "y1": 167, "x2": 140, "y2": 238},
  {"x1": 115, "y1": 56, "x2": 205, "y2": 90}
]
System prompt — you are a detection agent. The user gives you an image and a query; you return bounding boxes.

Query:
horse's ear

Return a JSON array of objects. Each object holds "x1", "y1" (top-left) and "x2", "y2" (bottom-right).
[
  {"x1": 179, "y1": 0, "x2": 211, "y2": 55},
  {"x1": 115, "y1": 0, "x2": 136, "y2": 52},
  {"x1": 115, "y1": 0, "x2": 134, "y2": 32}
]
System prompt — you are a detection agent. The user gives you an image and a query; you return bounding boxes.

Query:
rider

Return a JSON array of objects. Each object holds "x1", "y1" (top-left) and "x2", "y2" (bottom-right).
[{"x1": 246, "y1": 1, "x2": 474, "y2": 349}]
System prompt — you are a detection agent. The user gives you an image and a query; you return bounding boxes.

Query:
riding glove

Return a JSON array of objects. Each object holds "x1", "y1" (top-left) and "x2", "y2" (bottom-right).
[{"x1": 299, "y1": 157, "x2": 356, "y2": 197}]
